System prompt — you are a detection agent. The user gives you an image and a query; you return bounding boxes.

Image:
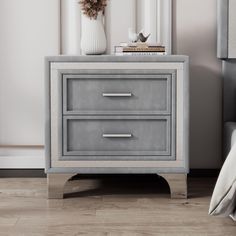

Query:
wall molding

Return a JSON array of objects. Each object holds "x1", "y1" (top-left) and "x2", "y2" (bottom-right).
[
  {"x1": 0, "y1": 155, "x2": 44, "y2": 169},
  {"x1": 61, "y1": 0, "x2": 172, "y2": 54},
  {"x1": 60, "y1": 0, "x2": 81, "y2": 54},
  {"x1": 0, "y1": 0, "x2": 172, "y2": 169},
  {"x1": 0, "y1": 147, "x2": 44, "y2": 169}
]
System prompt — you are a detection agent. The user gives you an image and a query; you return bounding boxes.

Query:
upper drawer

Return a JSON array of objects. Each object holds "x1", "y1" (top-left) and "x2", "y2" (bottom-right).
[{"x1": 62, "y1": 74, "x2": 174, "y2": 115}]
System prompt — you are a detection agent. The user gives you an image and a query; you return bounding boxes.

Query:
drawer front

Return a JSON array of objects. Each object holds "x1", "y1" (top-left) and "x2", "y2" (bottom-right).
[
  {"x1": 63, "y1": 74, "x2": 173, "y2": 115},
  {"x1": 62, "y1": 116, "x2": 174, "y2": 160}
]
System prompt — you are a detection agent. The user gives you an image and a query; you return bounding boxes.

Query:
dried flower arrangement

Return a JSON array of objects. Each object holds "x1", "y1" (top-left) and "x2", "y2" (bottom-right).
[{"x1": 79, "y1": 0, "x2": 108, "y2": 20}]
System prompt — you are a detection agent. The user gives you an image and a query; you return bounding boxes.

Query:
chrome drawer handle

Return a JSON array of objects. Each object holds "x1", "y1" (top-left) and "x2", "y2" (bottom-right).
[
  {"x1": 102, "y1": 92, "x2": 132, "y2": 97},
  {"x1": 102, "y1": 134, "x2": 132, "y2": 138}
]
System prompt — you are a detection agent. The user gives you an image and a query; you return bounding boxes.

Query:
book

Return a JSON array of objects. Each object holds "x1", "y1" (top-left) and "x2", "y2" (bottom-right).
[
  {"x1": 123, "y1": 47, "x2": 165, "y2": 52},
  {"x1": 114, "y1": 45, "x2": 165, "y2": 54},
  {"x1": 115, "y1": 51, "x2": 166, "y2": 56},
  {"x1": 114, "y1": 42, "x2": 166, "y2": 56},
  {"x1": 119, "y1": 42, "x2": 162, "y2": 47}
]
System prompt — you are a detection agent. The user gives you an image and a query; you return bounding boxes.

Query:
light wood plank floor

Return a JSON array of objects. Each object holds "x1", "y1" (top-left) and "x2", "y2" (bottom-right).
[{"x1": 0, "y1": 175, "x2": 235, "y2": 236}]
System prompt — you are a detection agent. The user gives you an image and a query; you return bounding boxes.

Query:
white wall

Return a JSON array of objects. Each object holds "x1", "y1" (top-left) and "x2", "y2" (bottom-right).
[
  {"x1": 0, "y1": 0, "x2": 60, "y2": 168},
  {"x1": 0, "y1": 0, "x2": 222, "y2": 169},
  {"x1": 173, "y1": 0, "x2": 222, "y2": 168}
]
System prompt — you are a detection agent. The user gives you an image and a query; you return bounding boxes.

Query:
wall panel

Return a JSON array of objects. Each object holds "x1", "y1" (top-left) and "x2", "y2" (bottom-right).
[
  {"x1": 173, "y1": 0, "x2": 222, "y2": 168},
  {"x1": 105, "y1": 0, "x2": 137, "y2": 54},
  {"x1": 61, "y1": 0, "x2": 81, "y2": 54},
  {"x1": 0, "y1": 0, "x2": 60, "y2": 168}
]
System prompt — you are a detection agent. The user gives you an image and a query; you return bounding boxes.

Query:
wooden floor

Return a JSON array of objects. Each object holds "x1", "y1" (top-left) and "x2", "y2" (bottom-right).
[{"x1": 0, "y1": 175, "x2": 235, "y2": 236}]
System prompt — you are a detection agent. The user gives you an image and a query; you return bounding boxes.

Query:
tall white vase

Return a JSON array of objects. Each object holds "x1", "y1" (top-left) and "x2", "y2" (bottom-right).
[{"x1": 81, "y1": 13, "x2": 107, "y2": 55}]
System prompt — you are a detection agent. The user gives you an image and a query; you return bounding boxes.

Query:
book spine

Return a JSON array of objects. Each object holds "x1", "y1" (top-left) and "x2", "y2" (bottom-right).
[
  {"x1": 114, "y1": 46, "x2": 124, "y2": 53},
  {"x1": 123, "y1": 48, "x2": 165, "y2": 52},
  {"x1": 114, "y1": 46, "x2": 165, "y2": 53},
  {"x1": 115, "y1": 52, "x2": 166, "y2": 56},
  {"x1": 123, "y1": 49, "x2": 165, "y2": 52}
]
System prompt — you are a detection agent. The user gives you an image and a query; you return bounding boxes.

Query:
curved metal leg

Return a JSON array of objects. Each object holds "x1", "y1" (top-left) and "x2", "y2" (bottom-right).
[
  {"x1": 159, "y1": 173, "x2": 187, "y2": 199},
  {"x1": 47, "y1": 173, "x2": 77, "y2": 199}
]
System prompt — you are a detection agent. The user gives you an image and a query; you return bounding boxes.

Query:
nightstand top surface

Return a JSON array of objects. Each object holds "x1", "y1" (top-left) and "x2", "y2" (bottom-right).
[{"x1": 46, "y1": 55, "x2": 189, "y2": 63}]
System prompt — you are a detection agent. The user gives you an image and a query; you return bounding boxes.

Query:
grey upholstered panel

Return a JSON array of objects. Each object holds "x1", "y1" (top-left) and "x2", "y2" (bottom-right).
[
  {"x1": 217, "y1": 0, "x2": 228, "y2": 59},
  {"x1": 63, "y1": 74, "x2": 172, "y2": 115},
  {"x1": 217, "y1": 0, "x2": 236, "y2": 59},
  {"x1": 46, "y1": 167, "x2": 188, "y2": 174},
  {"x1": 63, "y1": 116, "x2": 173, "y2": 160},
  {"x1": 222, "y1": 60, "x2": 236, "y2": 122},
  {"x1": 44, "y1": 58, "x2": 51, "y2": 171},
  {"x1": 224, "y1": 122, "x2": 236, "y2": 157},
  {"x1": 44, "y1": 55, "x2": 189, "y2": 174},
  {"x1": 228, "y1": 0, "x2": 236, "y2": 58},
  {"x1": 46, "y1": 55, "x2": 189, "y2": 63}
]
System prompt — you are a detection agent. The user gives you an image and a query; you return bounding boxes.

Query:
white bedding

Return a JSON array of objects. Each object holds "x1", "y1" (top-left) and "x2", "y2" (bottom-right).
[{"x1": 209, "y1": 142, "x2": 236, "y2": 220}]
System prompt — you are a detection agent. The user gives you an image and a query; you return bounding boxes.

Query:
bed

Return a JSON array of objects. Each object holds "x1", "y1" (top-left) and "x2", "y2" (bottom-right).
[
  {"x1": 210, "y1": 0, "x2": 236, "y2": 221},
  {"x1": 209, "y1": 122, "x2": 236, "y2": 221}
]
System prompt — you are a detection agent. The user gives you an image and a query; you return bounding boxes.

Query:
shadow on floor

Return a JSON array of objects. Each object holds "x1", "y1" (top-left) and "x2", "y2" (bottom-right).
[
  {"x1": 65, "y1": 174, "x2": 170, "y2": 198},
  {"x1": 64, "y1": 174, "x2": 216, "y2": 199}
]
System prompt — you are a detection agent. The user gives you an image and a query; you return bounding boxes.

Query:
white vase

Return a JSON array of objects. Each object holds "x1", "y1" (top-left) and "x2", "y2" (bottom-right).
[{"x1": 81, "y1": 13, "x2": 107, "y2": 55}]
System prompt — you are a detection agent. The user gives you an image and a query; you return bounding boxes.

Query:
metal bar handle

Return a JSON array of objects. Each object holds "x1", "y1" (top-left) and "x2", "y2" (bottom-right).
[
  {"x1": 102, "y1": 92, "x2": 132, "y2": 97},
  {"x1": 102, "y1": 134, "x2": 132, "y2": 138}
]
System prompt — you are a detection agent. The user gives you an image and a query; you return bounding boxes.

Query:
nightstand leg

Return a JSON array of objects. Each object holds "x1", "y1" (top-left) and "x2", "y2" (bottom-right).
[
  {"x1": 158, "y1": 173, "x2": 187, "y2": 199},
  {"x1": 47, "y1": 173, "x2": 76, "y2": 199}
]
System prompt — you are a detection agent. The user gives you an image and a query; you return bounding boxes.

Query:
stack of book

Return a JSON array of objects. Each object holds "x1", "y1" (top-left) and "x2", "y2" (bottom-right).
[{"x1": 114, "y1": 43, "x2": 166, "y2": 56}]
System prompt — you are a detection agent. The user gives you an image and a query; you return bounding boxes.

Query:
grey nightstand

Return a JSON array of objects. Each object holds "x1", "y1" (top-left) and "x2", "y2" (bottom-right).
[{"x1": 45, "y1": 55, "x2": 189, "y2": 199}]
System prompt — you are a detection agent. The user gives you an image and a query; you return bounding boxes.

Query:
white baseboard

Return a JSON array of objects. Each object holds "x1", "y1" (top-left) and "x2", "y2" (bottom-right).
[
  {"x1": 0, "y1": 147, "x2": 45, "y2": 169},
  {"x1": 0, "y1": 155, "x2": 44, "y2": 169}
]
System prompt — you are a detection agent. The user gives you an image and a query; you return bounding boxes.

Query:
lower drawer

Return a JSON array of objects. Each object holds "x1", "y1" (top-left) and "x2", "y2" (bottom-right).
[{"x1": 62, "y1": 116, "x2": 174, "y2": 160}]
